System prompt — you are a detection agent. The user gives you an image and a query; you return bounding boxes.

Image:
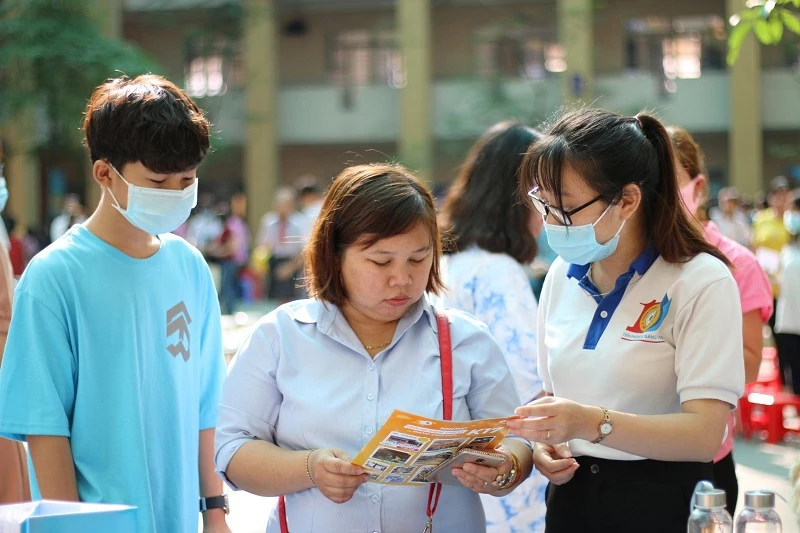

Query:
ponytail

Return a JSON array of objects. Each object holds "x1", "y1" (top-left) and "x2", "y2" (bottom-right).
[
  {"x1": 521, "y1": 107, "x2": 730, "y2": 267},
  {"x1": 636, "y1": 113, "x2": 730, "y2": 267}
]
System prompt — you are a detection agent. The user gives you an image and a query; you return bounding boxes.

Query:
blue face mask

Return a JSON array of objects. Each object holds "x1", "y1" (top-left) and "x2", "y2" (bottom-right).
[
  {"x1": 0, "y1": 178, "x2": 8, "y2": 214},
  {"x1": 543, "y1": 203, "x2": 626, "y2": 265},
  {"x1": 785, "y1": 211, "x2": 800, "y2": 236},
  {"x1": 108, "y1": 165, "x2": 197, "y2": 235}
]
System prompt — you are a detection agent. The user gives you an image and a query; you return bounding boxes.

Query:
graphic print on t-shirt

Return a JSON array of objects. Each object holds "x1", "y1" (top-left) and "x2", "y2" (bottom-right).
[
  {"x1": 167, "y1": 301, "x2": 192, "y2": 361},
  {"x1": 621, "y1": 294, "x2": 671, "y2": 344}
]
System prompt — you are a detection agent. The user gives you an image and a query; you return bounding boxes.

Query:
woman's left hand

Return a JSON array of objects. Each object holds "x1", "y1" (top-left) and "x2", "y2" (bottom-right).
[
  {"x1": 451, "y1": 445, "x2": 516, "y2": 495},
  {"x1": 506, "y1": 396, "x2": 598, "y2": 444}
]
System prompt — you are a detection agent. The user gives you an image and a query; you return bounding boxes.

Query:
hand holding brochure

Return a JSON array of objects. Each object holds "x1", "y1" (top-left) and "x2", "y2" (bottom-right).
[{"x1": 351, "y1": 409, "x2": 515, "y2": 486}]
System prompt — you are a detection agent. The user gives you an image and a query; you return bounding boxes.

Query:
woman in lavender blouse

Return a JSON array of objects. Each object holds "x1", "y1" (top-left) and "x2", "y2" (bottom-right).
[{"x1": 215, "y1": 163, "x2": 534, "y2": 533}]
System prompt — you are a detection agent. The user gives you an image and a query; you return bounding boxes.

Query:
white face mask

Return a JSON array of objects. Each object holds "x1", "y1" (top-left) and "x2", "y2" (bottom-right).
[{"x1": 107, "y1": 164, "x2": 198, "y2": 235}]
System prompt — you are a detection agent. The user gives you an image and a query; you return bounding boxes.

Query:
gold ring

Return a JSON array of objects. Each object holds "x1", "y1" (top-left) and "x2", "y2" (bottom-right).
[{"x1": 546, "y1": 429, "x2": 551, "y2": 442}]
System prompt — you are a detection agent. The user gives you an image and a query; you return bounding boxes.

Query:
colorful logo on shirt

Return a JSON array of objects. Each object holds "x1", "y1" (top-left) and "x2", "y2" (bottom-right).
[
  {"x1": 167, "y1": 302, "x2": 192, "y2": 362},
  {"x1": 621, "y1": 294, "x2": 671, "y2": 343}
]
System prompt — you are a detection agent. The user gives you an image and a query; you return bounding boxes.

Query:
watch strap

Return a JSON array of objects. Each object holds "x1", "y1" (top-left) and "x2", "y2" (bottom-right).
[{"x1": 200, "y1": 495, "x2": 229, "y2": 514}]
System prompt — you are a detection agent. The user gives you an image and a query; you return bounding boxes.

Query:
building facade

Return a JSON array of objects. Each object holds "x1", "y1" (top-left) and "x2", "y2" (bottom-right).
[{"x1": 5, "y1": 0, "x2": 800, "y2": 234}]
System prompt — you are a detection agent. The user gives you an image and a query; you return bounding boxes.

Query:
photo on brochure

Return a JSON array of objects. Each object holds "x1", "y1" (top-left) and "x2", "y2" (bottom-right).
[
  {"x1": 426, "y1": 437, "x2": 467, "y2": 451},
  {"x1": 370, "y1": 447, "x2": 413, "y2": 466},
  {"x1": 468, "y1": 436, "x2": 496, "y2": 447},
  {"x1": 414, "y1": 449, "x2": 455, "y2": 465},
  {"x1": 411, "y1": 466, "x2": 437, "y2": 483},
  {"x1": 381, "y1": 431, "x2": 429, "y2": 452},
  {"x1": 364, "y1": 459, "x2": 389, "y2": 472}
]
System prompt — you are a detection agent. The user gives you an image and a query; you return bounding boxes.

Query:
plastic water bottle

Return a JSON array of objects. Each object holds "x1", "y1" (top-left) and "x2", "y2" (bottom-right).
[
  {"x1": 688, "y1": 481, "x2": 733, "y2": 533},
  {"x1": 736, "y1": 490, "x2": 782, "y2": 533}
]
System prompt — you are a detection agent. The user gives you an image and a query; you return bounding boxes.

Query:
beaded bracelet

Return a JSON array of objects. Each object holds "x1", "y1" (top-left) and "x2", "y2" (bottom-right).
[{"x1": 306, "y1": 449, "x2": 316, "y2": 485}]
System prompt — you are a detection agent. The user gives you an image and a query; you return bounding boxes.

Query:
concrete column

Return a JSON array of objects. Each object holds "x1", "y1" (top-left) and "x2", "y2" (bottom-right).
[
  {"x1": 558, "y1": 0, "x2": 594, "y2": 102},
  {"x1": 92, "y1": 0, "x2": 122, "y2": 39},
  {"x1": 85, "y1": 0, "x2": 123, "y2": 212},
  {"x1": 1, "y1": 112, "x2": 42, "y2": 234},
  {"x1": 727, "y1": 0, "x2": 763, "y2": 196},
  {"x1": 397, "y1": 0, "x2": 433, "y2": 181},
  {"x1": 243, "y1": 0, "x2": 280, "y2": 235}
]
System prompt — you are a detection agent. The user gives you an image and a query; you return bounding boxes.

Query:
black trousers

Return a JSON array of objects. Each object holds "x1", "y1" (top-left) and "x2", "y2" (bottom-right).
[
  {"x1": 712, "y1": 451, "x2": 739, "y2": 516},
  {"x1": 775, "y1": 332, "x2": 800, "y2": 394},
  {"x1": 545, "y1": 456, "x2": 714, "y2": 533}
]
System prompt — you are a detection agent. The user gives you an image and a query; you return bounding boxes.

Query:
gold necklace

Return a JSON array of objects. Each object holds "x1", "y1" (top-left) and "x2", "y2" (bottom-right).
[{"x1": 364, "y1": 339, "x2": 392, "y2": 351}]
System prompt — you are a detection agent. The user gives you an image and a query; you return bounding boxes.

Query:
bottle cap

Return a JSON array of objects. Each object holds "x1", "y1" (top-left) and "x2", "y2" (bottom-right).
[
  {"x1": 695, "y1": 489, "x2": 727, "y2": 509},
  {"x1": 744, "y1": 490, "x2": 776, "y2": 509}
]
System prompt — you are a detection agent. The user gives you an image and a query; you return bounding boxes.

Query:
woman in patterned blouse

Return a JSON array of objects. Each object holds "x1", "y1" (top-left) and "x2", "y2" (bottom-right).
[{"x1": 439, "y1": 122, "x2": 547, "y2": 533}]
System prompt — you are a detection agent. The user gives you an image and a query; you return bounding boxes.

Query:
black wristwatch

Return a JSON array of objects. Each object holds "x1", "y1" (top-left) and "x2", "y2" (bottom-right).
[{"x1": 199, "y1": 495, "x2": 229, "y2": 514}]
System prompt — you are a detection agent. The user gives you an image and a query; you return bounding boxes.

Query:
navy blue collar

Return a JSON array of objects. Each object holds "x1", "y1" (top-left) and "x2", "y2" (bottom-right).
[
  {"x1": 563, "y1": 244, "x2": 660, "y2": 350},
  {"x1": 566, "y1": 244, "x2": 659, "y2": 283}
]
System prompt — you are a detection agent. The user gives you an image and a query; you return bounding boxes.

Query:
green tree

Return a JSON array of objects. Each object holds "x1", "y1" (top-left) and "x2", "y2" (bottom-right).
[
  {"x1": 0, "y1": 0, "x2": 156, "y2": 150},
  {"x1": 728, "y1": 0, "x2": 800, "y2": 64}
]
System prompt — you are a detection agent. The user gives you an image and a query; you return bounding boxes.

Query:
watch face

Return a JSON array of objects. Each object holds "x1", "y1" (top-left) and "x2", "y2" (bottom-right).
[{"x1": 600, "y1": 422, "x2": 613, "y2": 435}]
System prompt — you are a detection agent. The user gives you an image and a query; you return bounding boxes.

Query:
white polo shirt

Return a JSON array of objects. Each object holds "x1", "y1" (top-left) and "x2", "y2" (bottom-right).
[{"x1": 538, "y1": 246, "x2": 745, "y2": 461}]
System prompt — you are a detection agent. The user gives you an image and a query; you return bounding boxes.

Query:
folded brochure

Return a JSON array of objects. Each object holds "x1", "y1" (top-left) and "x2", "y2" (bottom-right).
[{"x1": 351, "y1": 409, "x2": 514, "y2": 486}]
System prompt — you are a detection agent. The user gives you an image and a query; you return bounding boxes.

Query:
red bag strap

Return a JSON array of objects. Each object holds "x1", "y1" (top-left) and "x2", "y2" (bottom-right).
[
  {"x1": 279, "y1": 309, "x2": 453, "y2": 533},
  {"x1": 436, "y1": 310, "x2": 453, "y2": 421},
  {"x1": 278, "y1": 494, "x2": 289, "y2": 533},
  {"x1": 426, "y1": 309, "x2": 452, "y2": 525}
]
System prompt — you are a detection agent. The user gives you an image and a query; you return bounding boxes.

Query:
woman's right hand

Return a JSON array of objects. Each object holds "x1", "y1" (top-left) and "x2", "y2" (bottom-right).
[
  {"x1": 533, "y1": 442, "x2": 580, "y2": 486},
  {"x1": 308, "y1": 448, "x2": 369, "y2": 504}
]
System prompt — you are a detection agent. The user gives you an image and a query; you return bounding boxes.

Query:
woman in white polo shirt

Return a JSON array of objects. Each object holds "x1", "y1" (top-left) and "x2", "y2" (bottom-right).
[{"x1": 506, "y1": 108, "x2": 745, "y2": 532}]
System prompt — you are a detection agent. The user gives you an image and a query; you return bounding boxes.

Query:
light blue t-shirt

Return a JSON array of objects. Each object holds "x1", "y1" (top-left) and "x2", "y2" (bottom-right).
[{"x1": 0, "y1": 225, "x2": 225, "y2": 533}]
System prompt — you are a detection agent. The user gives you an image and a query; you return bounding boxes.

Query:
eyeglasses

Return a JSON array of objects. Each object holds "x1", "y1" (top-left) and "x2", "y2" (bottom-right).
[{"x1": 527, "y1": 187, "x2": 605, "y2": 226}]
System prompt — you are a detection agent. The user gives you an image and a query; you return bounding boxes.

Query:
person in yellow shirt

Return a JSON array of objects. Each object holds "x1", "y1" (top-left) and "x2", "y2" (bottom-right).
[{"x1": 753, "y1": 176, "x2": 793, "y2": 308}]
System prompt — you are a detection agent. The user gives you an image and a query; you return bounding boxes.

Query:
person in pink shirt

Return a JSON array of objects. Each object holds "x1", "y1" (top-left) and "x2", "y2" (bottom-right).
[{"x1": 670, "y1": 126, "x2": 773, "y2": 515}]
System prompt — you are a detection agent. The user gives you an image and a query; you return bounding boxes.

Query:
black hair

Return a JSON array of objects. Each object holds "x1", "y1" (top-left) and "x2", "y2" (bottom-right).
[
  {"x1": 83, "y1": 74, "x2": 210, "y2": 173},
  {"x1": 521, "y1": 108, "x2": 729, "y2": 266},
  {"x1": 441, "y1": 121, "x2": 541, "y2": 264}
]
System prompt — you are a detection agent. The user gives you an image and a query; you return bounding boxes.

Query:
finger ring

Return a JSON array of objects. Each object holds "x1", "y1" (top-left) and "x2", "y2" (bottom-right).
[
  {"x1": 546, "y1": 429, "x2": 551, "y2": 442},
  {"x1": 483, "y1": 481, "x2": 488, "y2": 488}
]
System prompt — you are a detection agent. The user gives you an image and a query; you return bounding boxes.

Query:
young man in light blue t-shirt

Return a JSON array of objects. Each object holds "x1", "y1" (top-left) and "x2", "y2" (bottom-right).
[{"x1": 0, "y1": 75, "x2": 230, "y2": 533}]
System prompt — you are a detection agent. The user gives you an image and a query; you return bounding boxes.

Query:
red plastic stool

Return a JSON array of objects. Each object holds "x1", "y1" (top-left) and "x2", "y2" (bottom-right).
[
  {"x1": 738, "y1": 347, "x2": 784, "y2": 437},
  {"x1": 744, "y1": 391, "x2": 800, "y2": 444}
]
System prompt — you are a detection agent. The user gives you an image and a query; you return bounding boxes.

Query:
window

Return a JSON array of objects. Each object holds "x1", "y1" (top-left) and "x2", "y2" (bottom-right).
[
  {"x1": 474, "y1": 26, "x2": 561, "y2": 80},
  {"x1": 625, "y1": 15, "x2": 727, "y2": 82},
  {"x1": 662, "y1": 36, "x2": 702, "y2": 79},
  {"x1": 327, "y1": 30, "x2": 405, "y2": 87},
  {"x1": 184, "y1": 36, "x2": 243, "y2": 98}
]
